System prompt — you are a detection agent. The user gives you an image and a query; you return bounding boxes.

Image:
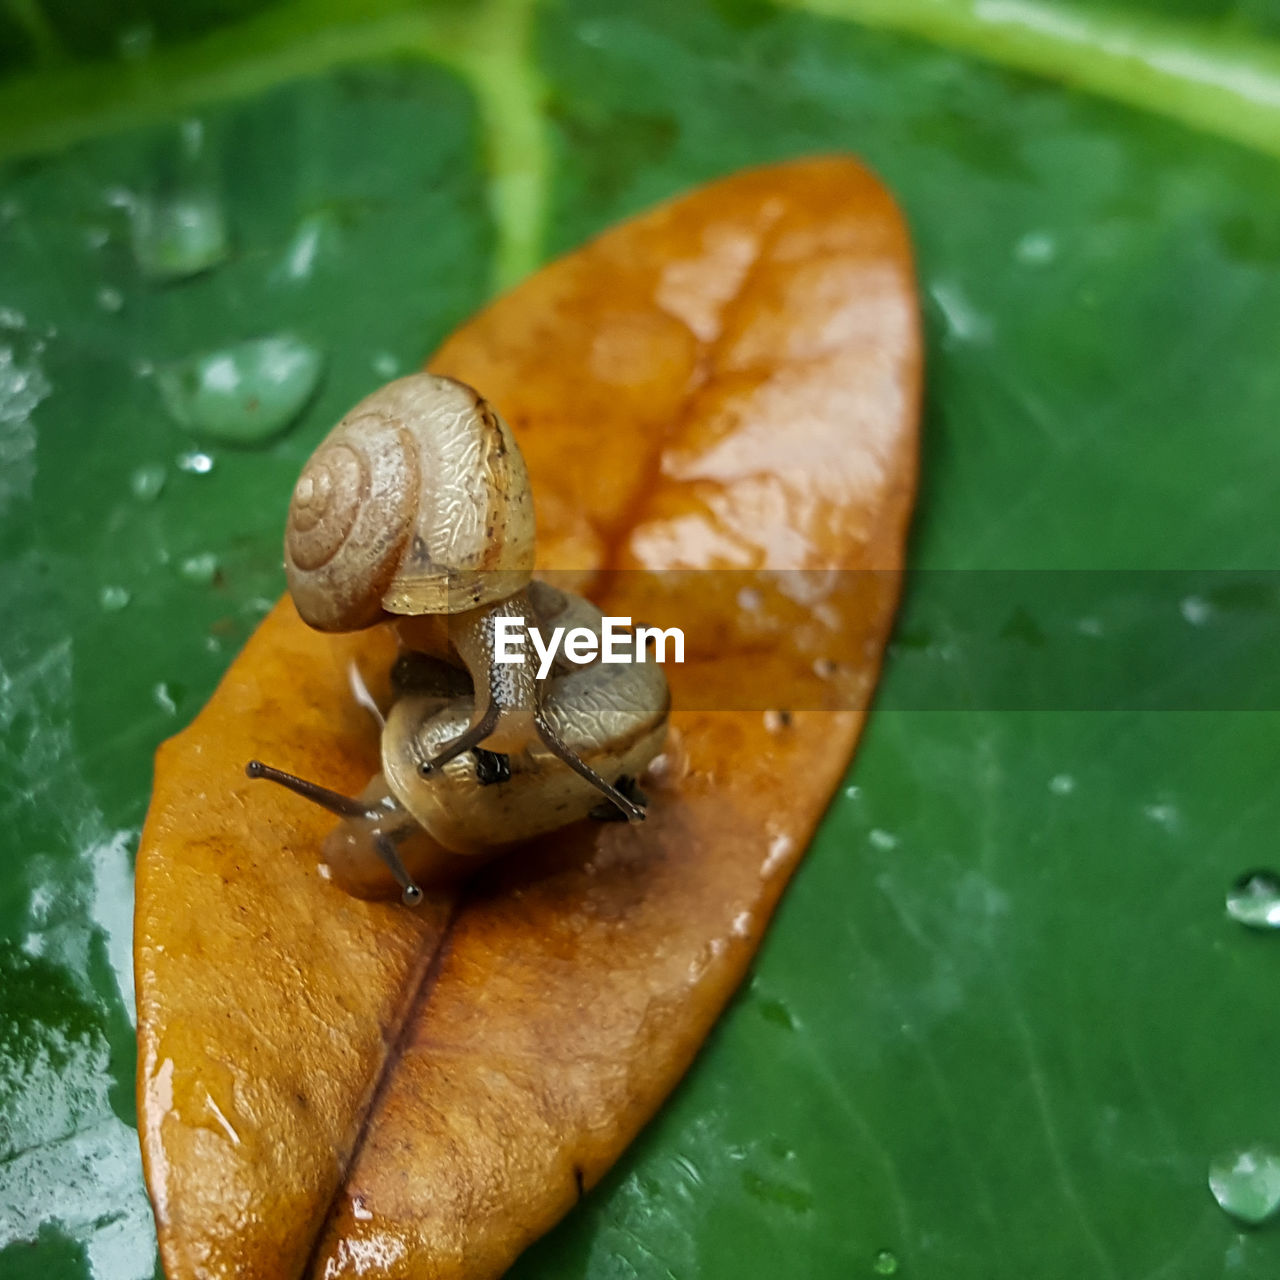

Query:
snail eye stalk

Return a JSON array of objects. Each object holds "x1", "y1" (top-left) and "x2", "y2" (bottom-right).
[
  {"x1": 245, "y1": 761, "x2": 424, "y2": 906},
  {"x1": 245, "y1": 760, "x2": 379, "y2": 820},
  {"x1": 374, "y1": 833, "x2": 424, "y2": 907}
]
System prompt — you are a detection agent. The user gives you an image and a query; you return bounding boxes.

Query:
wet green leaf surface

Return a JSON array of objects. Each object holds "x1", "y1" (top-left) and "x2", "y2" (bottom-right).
[{"x1": 3, "y1": 0, "x2": 1280, "y2": 1276}]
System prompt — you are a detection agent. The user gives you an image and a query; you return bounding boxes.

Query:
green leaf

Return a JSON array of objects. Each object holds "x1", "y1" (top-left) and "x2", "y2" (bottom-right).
[{"x1": 3, "y1": 0, "x2": 1280, "y2": 1277}]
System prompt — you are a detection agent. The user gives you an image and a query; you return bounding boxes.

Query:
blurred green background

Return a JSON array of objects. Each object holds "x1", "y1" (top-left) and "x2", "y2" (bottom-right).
[{"x1": 2, "y1": 0, "x2": 1280, "y2": 1276}]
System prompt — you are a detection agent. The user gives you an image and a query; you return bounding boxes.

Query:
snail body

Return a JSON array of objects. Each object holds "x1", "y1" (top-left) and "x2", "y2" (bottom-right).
[{"x1": 249, "y1": 376, "x2": 670, "y2": 903}]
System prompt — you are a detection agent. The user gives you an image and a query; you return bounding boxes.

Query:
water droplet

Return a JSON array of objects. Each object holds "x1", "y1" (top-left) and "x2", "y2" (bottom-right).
[
  {"x1": 156, "y1": 335, "x2": 323, "y2": 444},
  {"x1": 1181, "y1": 594, "x2": 1214, "y2": 626},
  {"x1": 737, "y1": 586, "x2": 763, "y2": 612},
  {"x1": 122, "y1": 121, "x2": 228, "y2": 281},
  {"x1": 873, "y1": 1248, "x2": 900, "y2": 1275},
  {"x1": 0, "y1": 339, "x2": 51, "y2": 516},
  {"x1": 1142, "y1": 802, "x2": 1179, "y2": 831},
  {"x1": 869, "y1": 829, "x2": 899, "y2": 851},
  {"x1": 761, "y1": 833, "x2": 794, "y2": 877},
  {"x1": 129, "y1": 191, "x2": 228, "y2": 281},
  {"x1": 757, "y1": 997, "x2": 795, "y2": 1030},
  {"x1": 117, "y1": 23, "x2": 154, "y2": 61},
  {"x1": 153, "y1": 683, "x2": 177, "y2": 715},
  {"x1": 1049, "y1": 773, "x2": 1076, "y2": 796},
  {"x1": 99, "y1": 585, "x2": 131, "y2": 612},
  {"x1": 352, "y1": 1195, "x2": 373, "y2": 1222},
  {"x1": 176, "y1": 450, "x2": 214, "y2": 474},
  {"x1": 178, "y1": 552, "x2": 220, "y2": 586},
  {"x1": 740, "y1": 1167, "x2": 812, "y2": 1214},
  {"x1": 763, "y1": 709, "x2": 791, "y2": 733},
  {"x1": 1014, "y1": 231, "x2": 1056, "y2": 265},
  {"x1": 930, "y1": 281, "x2": 992, "y2": 344},
  {"x1": 0, "y1": 306, "x2": 26, "y2": 330},
  {"x1": 96, "y1": 286, "x2": 124, "y2": 313},
  {"x1": 372, "y1": 351, "x2": 400, "y2": 378},
  {"x1": 1227, "y1": 871, "x2": 1280, "y2": 930},
  {"x1": 812, "y1": 657, "x2": 836, "y2": 679},
  {"x1": 1209, "y1": 1147, "x2": 1280, "y2": 1225},
  {"x1": 1076, "y1": 615, "x2": 1105, "y2": 638},
  {"x1": 844, "y1": 784, "x2": 862, "y2": 800},
  {"x1": 130, "y1": 464, "x2": 166, "y2": 501},
  {"x1": 276, "y1": 211, "x2": 340, "y2": 283}
]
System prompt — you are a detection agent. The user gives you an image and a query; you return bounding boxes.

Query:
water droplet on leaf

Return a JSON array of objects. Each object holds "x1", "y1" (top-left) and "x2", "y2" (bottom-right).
[
  {"x1": 154, "y1": 683, "x2": 178, "y2": 715},
  {"x1": 99, "y1": 585, "x2": 131, "y2": 612},
  {"x1": 96, "y1": 286, "x2": 124, "y2": 313},
  {"x1": 125, "y1": 118, "x2": 230, "y2": 281},
  {"x1": 130, "y1": 191, "x2": 228, "y2": 281},
  {"x1": 1142, "y1": 802, "x2": 1179, "y2": 831},
  {"x1": 130, "y1": 464, "x2": 166, "y2": 501},
  {"x1": 372, "y1": 351, "x2": 400, "y2": 378},
  {"x1": 117, "y1": 23, "x2": 154, "y2": 61},
  {"x1": 757, "y1": 997, "x2": 795, "y2": 1030},
  {"x1": 1227, "y1": 871, "x2": 1280, "y2": 930},
  {"x1": 1180, "y1": 594, "x2": 1214, "y2": 626},
  {"x1": 1209, "y1": 1147, "x2": 1280, "y2": 1225},
  {"x1": 157, "y1": 335, "x2": 323, "y2": 444},
  {"x1": 873, "y1": 1248, "x2": 899, "y2": 1275},
  {"x1": 179, "y1": 552, "x2": 220, "y2": 586},
  {"x1": 176, "y1": 450, "x2": 214, "y2": 474},
  {"x1": 276, "y1": 210, "x2": 340, "y2": 282},
  {"x1": 1049, "y1": 773, "x2": 1076, "y2": 795},
  {"x1": 1014, "y1": 231, "x2": 1056, "y2": 265}
]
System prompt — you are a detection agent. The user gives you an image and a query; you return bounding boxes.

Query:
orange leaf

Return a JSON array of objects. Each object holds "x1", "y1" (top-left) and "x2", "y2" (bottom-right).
[{"x1": 134, "y1": 156, "x2": 920, "y2": 1279}]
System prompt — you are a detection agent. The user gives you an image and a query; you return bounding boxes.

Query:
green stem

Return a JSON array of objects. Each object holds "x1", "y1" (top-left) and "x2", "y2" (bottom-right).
[
  {"x1": 446, "y1": 0, "x2": 549, "y2": 292},
  {"x1": 773, "y1": 0, "x2": 1280, "y2": 160}
]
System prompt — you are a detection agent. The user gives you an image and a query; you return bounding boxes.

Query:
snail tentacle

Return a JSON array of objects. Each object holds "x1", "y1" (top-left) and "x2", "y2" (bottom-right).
[
  {"x1": 533, "y1": 709, "x2": 647, "y2": 823},
  {"x1": 245, "y1": 760, "x2": 382, "y2": 820},
  {"x1": 416, "y1": 700, "x2": 501, "y2": 776},
  {"x1": 373, "y1": 830, "x2": 424, "y2": 906}
]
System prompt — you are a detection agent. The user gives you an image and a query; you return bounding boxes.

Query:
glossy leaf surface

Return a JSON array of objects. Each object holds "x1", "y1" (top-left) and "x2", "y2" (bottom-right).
[
  {"x1": 134, "y1": 157, "x2": 919, "y2": 1278},
  {"x1": 3, "y1": 1, "x2": 1280, "y2": 1278}
]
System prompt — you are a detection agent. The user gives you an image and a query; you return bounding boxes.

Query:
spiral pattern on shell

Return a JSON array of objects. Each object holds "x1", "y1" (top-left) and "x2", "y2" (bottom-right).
[{"x1": 284, "y1": 374, "x2": 536, "y2": 631}]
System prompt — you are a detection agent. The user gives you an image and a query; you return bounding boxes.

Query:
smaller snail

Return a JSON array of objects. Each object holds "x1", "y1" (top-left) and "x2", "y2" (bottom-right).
[{"x1": 248, "y1": 375, "x2": 671, "y2": 904}]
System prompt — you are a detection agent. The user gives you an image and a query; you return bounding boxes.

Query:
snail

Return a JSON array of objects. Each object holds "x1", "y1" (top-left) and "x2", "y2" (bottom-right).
[{"x1": 246, "y1": 374, "x2": 671, "y2": 904}]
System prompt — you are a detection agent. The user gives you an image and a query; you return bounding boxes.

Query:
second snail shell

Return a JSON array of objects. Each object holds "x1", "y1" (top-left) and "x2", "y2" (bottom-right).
[{"x1": 284, "y1": 374, "x2": 536, "y2": 631}]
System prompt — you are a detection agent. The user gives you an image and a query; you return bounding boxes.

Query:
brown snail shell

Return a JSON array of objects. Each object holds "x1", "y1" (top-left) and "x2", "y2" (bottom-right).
[{"x1": 285, "y1": 374, "x2": 536, "y2": 631}]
